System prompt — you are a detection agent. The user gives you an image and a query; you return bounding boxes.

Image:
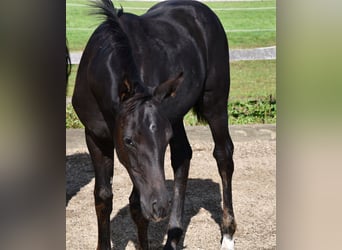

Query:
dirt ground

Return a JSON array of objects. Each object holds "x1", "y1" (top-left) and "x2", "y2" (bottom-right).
[{"x1": 66, "y1": 124, "x2": 276, "y2": 249}]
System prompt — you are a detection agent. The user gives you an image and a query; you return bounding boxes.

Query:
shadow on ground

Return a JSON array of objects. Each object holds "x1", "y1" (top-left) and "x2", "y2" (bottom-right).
[
  {"x1": 66, "y1": 153, "x2": 93, "y2": 206},
  {"x1": 110, "y1": 178, "x2": 222, "y2": 250}
]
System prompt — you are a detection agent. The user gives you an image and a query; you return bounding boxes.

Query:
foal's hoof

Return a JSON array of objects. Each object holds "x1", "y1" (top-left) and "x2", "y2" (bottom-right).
[{"x1": 220, "y1": 234, "x2": 235, "y2": 250}]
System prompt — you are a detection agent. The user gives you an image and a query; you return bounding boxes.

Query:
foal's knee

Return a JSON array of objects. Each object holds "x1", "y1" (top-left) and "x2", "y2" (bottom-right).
[
  {"x1": 93, "y1": 186, "x2": 113, "y2": 220},
  {"x1": 94, "y1": 186, "x2": 113, "y2": 205}
]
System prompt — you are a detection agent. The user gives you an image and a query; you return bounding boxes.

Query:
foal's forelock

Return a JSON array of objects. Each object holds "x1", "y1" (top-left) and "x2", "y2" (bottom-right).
[{"x1": 120, "y1": 93, "x2": 151, "y2": 115}]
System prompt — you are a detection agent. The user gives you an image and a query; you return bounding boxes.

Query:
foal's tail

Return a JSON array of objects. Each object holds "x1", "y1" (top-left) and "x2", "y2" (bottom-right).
[{"x1": 193, "y1": 99, "x2": 208, "y2": 125}]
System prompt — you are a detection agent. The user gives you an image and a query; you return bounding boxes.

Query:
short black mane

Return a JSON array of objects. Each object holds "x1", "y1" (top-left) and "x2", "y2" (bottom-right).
[
  {"x1": 94, "y1": 0, "x2": 122, "y2": 25},
  {"x1": 86, "y1": 1, "x2": 128, "y2": 56},
  {"x1": 92, "y1": 0, "x2": 142, "y2": 88}
]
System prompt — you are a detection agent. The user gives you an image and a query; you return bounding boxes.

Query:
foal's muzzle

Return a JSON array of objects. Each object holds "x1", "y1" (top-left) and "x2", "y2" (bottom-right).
[
  {"x1": 142, "y1": 193, "x2": 171, "y2": 222},
  {"x1": 151, "y1": 198, "x2": 171, "y2": 221}
]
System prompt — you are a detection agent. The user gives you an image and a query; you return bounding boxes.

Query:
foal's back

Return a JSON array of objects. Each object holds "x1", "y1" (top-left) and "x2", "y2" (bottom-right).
[{"x1": 118, "y1": 0, "x2": 230, "y2": 123}]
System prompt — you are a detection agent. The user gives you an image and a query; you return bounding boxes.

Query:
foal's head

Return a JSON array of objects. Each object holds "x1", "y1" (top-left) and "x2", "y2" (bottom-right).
[{"x1": 114, "y1": 73, "x2": 183, "y2": 221}]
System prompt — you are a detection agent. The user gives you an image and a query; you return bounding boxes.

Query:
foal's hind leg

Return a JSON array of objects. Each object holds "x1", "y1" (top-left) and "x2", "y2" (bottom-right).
[
  {"x1": 164, "y1": 121, "x2": 192, "y2": 250},
  {"x1": 202, "y1": 100, "x2": 236, "y2": 250},
  {"x1": 129, "y1": 187, "x2": 149, "y2": 250},
  {"x1": 85, "y1": 129, "x2": 114, "y2": 250}
]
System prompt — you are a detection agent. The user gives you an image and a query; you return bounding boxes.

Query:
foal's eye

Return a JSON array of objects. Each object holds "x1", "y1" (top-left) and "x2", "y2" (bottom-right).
[{"x1": 124, "y1": 137, "x2": 135, "y2": 147}]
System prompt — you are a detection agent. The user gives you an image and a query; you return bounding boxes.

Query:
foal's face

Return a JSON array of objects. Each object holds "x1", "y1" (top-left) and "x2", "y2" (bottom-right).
[{"x1": 115, "y1": 99, "x2": 172, "y2": 221}]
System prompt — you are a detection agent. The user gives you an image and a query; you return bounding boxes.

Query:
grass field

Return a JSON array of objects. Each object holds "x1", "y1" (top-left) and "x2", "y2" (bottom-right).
[{"x1": 66, "y1": 0, "x2": 276, "y2": 51}]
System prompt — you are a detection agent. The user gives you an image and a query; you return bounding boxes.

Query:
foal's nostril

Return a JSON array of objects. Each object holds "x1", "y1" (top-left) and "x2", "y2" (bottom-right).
[
  {"x1": 152, "y1": 199, "x2": 168, "y2": 220},
  {"x1": 152, "y1": 200, "x2": 158, "y2": 213}
]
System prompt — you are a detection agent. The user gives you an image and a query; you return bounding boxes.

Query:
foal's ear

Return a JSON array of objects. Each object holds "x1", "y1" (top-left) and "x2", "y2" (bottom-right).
[
  {"x1": 119, "y1": 75, "x2": 134, "y2": 102},
  {"x1": 153, "y1": 72, "x2": 184, "y2": 102}
]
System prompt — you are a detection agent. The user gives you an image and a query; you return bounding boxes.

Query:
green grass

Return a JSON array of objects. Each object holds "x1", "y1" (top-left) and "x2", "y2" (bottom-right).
[
  {"x1": 228, "y1": 97, "x2": 276, "y2": 124},
  {"x1": 66, "y1": 104, "x2": 84, "y2": 128},
  {"x1": 184, "y1": 96, "x2": 276, "y2": 125},
  {"x1": 66, "y1": 0, "x2": 276, "y2": 51},
  {"x1": 185, "y1": 60, "x2": 276, "y2": 125},
  {"x1": 229, "y1": 60, "x2": 276, "y2": 102},
  {"x1": 67, "y1": 64, "x2": 78, "y2": 97}
]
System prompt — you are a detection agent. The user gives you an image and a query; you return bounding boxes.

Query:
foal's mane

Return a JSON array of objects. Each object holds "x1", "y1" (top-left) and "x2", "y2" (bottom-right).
[
  {"x1": 94, "y1": 0, "x2": 124, "y2": 32},
  {"x1": 93, "y1": 0, "x2": 133, "y2": 64},
  {"x1": 93, "y1": 0, "x2": 145, "y2": 97}
]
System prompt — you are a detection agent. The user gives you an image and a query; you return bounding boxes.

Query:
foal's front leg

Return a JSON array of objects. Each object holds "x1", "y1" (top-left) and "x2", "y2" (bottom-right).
[
  {"x1": 85, "y1": 130, "x2": 114, "y2": 250},
  {"x1": 164, "y1": 122, "x2": 192, "y2": 250},
  {"x1": 129, "y1": 187, "x2": 149, "y2": 250}
]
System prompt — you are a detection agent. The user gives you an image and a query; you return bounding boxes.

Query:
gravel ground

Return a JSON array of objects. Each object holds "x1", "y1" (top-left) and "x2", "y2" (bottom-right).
[{"x1": 66, "y1": 124, "x2": 276, "y2": 249}]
